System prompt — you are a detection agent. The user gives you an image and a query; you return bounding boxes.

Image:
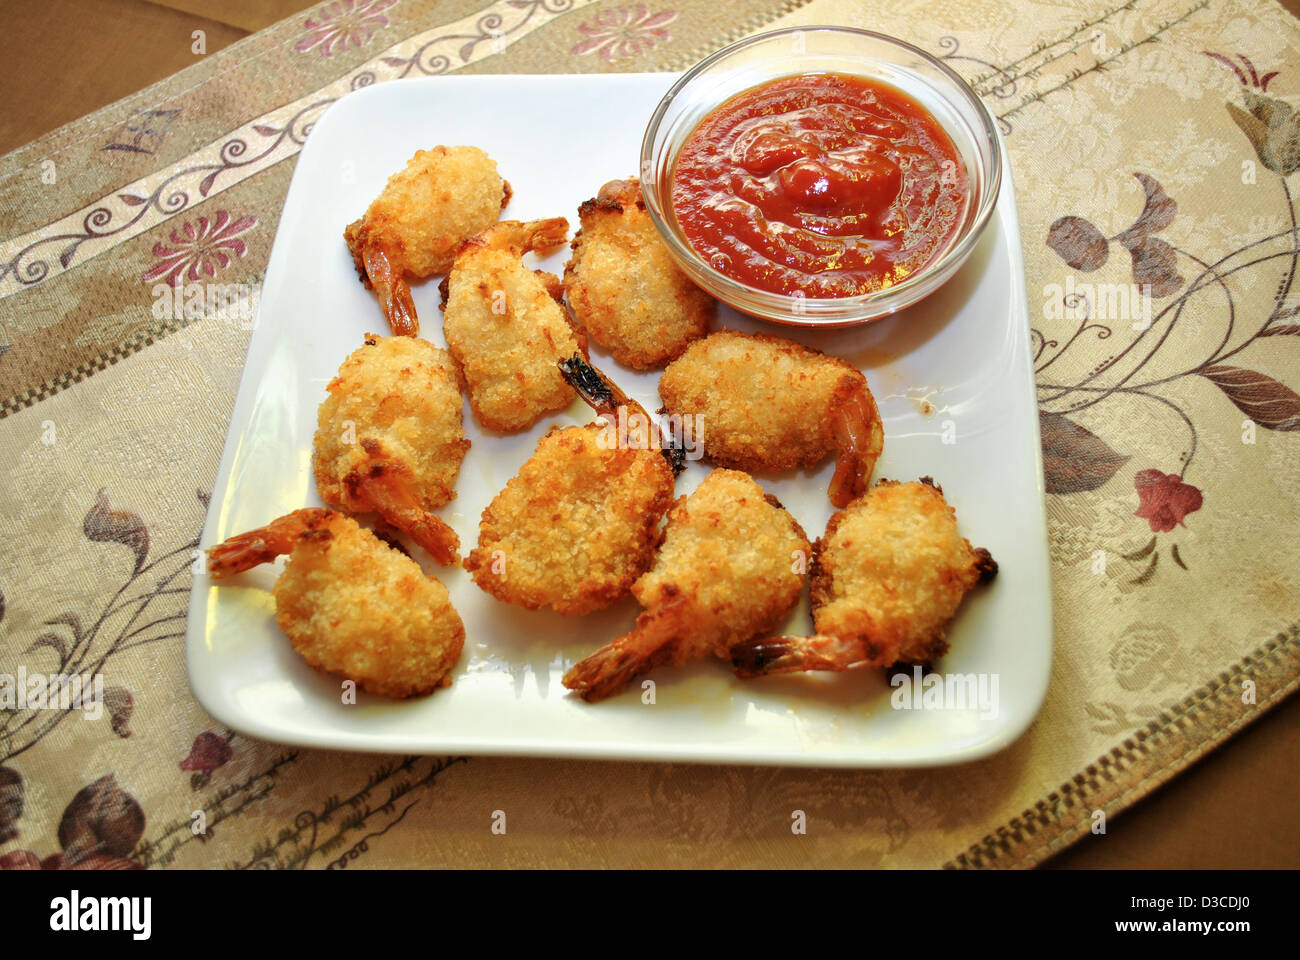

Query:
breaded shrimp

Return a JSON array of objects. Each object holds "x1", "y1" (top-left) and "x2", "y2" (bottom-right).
[
  {"x1": 464, "y1": 424, "x2": 675, "y2": 614},
  {"x1": 658, "y1": 330, "x2": 883, "y2": 507},
  {"x1": 563, "y1": 178, "x2": 714, "y2": 369},
  {"x1": 731, "y1": 478, "x2": 996, "y2": 678},
  {"x1": 345, "y1": 146, "x2": 511, "y2": 336},
  {"x1": 563, "y1": 469, "x2": 810, "y2": 701},
  {"x1": 440, "y1": 218, "x2": 583, "y2": 432},
  {"x1": 313, "y1": 334, "x2": 469, "y2": 565},
  {"x1": 207, "y1": 509, "x2": 464, "y2": 699}
]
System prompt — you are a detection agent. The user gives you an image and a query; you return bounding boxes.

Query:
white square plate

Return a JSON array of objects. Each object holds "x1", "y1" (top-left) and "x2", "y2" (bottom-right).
[{"x1": 186, "y1": 74, "x2": 1051, "y2": 767}]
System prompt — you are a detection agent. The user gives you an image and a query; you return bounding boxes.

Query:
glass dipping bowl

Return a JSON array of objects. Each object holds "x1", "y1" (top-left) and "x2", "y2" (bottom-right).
[{"x1": 639, "y1": 26, "x2": 1002, "y2": 326}]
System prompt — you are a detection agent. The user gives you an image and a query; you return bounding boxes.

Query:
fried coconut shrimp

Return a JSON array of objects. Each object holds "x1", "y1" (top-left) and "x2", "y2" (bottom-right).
[
  {"x1": 658, "y1": 330, "x2": 884, "y2": 508},
  {"x1": 441, "y1": 218, "x2": 584, "y2": 432},
  {"x1": 314, "y1": 334, "x2": 469, "y2": 565},
  {"x1": 732, "y1": 478, "x2": 996, "y2": 679},
  {"x1": 345, "y1": 146, "x2": 510, "y2": 336},
  {"x1": 563, "y1": 178, "x2": 714, "y2": 369},
  {"x1": 207, "y1": 509, "x2": 465, "y2": 699},
  {"x1": 562, "y1": 469, "x2": 810, "y2": 701},
  {"x1": 464, "y1": 424, "x2": 675, "y2": 614}
]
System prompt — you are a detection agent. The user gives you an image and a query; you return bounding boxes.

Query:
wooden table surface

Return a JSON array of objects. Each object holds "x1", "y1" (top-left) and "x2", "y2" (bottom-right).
[{"x1": 2, "y1": 0, "x2": 1296, "y2": 869}]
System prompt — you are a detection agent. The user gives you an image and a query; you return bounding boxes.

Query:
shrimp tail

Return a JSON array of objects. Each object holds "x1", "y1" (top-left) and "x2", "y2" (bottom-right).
[
  {"x1": 345, "y1": 219, "x2": 419, "y2": 337},
  {"x1": 347, "y1": 451, "x2": 460, "y2": 565},
  {"x1": 577, "y1": 179, "x2": 641, "y2": 217},
  {"x1": 563, "y1": 596, "x2": 688, "y2": 702},
  {"x1": 596, "y1": 179, "x2": 639, "y2": 205},
  {"x1": 558, "y1": 352, "x2": 686, "y2": 476},
  {"x1": 398, "y1": 513, "x2": 461, "y2": 567},
  {"x1": 464, "y1": 217, "x2": 569, "y2": 258},
  {"x1": 206, "y1": 508, "x2": 337, "y2": 578},
  {"x1": 731, "y1": 633, "x2": 868, "y2": 679},
  {"x1": 362, "y1": 245, "x2": 419, "y2": 337},
  {"x1": 828, "y1": 379, "x2": 884, "y2": 508}
]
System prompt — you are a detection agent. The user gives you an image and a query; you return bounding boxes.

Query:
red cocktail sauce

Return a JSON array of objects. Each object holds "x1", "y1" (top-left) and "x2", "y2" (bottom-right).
[{"x1": 671, "y1": 73, "x2": 967, "y2": 299}]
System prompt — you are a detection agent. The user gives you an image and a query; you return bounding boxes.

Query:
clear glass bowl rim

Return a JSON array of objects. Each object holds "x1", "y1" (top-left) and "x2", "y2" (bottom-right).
[{"x1": 638, "y1": 25, "x2": 1004, "y2": 321}]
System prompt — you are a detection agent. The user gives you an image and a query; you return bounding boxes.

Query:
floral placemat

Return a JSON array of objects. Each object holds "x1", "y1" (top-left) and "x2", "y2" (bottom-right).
[{"x1": 0, "y1": 0, "x2": 1297, "y2": 869}]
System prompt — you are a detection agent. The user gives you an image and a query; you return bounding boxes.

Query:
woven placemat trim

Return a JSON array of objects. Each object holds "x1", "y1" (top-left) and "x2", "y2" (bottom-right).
[
  {"x1": 1, "y1": 330, "x2": 186, "y2": 421},
  {"x1": 944, "y1": 620, "x2": 1300, "y2": 869},
  {"x1": 659, "y1": 0, "x2": 814, "y2": 71},
  {"x1": 0, "y1": 269, "x2": 262, "y2": 419},
  {"x1": 3, "y1": 328, "x2": 179, "y2": 419}
]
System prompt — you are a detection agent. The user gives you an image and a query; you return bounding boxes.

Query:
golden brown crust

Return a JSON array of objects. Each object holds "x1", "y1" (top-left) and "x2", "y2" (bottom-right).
[
  {"x1": 561, "y1": 468, "x2": 810, "y2": 701},
  {"x1": 313, "y1": 334, "x2": 469, "y2": 516},
  {"x1": 563, "y1": 178, "x2": 713, "y2": 370},
  {"x1": 576, "y1": 195, "x2": 623, "y2": 219},
  {"x1": 464, "y1": 425, "x2": 675, "y2": 614},
  {"x1": 632, "y1": 468, "x2": 810, "y2": 662},
  {"x1": 811, "y1": 479, "x2": 995, "y2": 668},
  {"x1": 344, "y1": 218, "x2": 371, "y2": 289},
  {"x1": 536, "y1": 269, "x2": 566, "y2": 304},
  {"x1": 658, "y1": 330, "x2": 872, "y2": 474},
  {"x1": 271, "y1": 513, "x2": 464, "y2": 698},
  {"x1": 807, "y1": 534, "x2": 833, "y2": 625},
  {"x1": 345, "y1": 146, "x2": 508, "y2": 281},
  {"x1": 442, "y1": 219, "x2": 584, "y2": 433},
  {"x1": 577, "y1": 178, "x2": 639, "y2": 217}
]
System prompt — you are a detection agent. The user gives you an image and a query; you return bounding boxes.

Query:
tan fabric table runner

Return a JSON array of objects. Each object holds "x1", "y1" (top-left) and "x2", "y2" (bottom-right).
[{"x1": 1, "y1": 0, "x2": 1297, "y2": 869}]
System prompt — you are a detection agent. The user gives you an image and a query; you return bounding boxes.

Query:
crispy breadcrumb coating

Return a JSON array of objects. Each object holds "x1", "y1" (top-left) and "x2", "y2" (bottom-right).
[
  {"x1": 811, "y1": 478, "x2": 996, "y2": 665},
  {"x1": 659, "y1": 330, "x2": 877, "y2": 475},
  {"x1": 562, "y1": 468, "x2": 809, "y2": 700},
  {"x1": 344, "y1": 146, "x2": 511, "y2": 336},
  {"x1": 441, "y1": 218, "x2": 584, "y2": 432},
  {"x1": 634, "y1": 469, "x2": 809, "y2": 659},
  {"x1": 208, "y1": 509, "x2": 464, "y2": 698},
  {"x1": 345, "y1": 146, "x2": 509, "y2": 281},
  {"x1": 465, "y1": 424, "x2": 675, "y2": 614},
  {"x1": 313, "y1": 334, "x2": 468, "y2": 564},
  {"x1": 732, "y1": 478, "x2": 997, "y2": 678},
  {"x1": 563, "y1": 179, "x2": 713, "y2": 369}
]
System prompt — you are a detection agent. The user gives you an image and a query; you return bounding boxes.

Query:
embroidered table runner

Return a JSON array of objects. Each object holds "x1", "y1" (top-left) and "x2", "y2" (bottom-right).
[{"x1": 0, "y1": 0, "x2": 1297, "y2": 868}]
